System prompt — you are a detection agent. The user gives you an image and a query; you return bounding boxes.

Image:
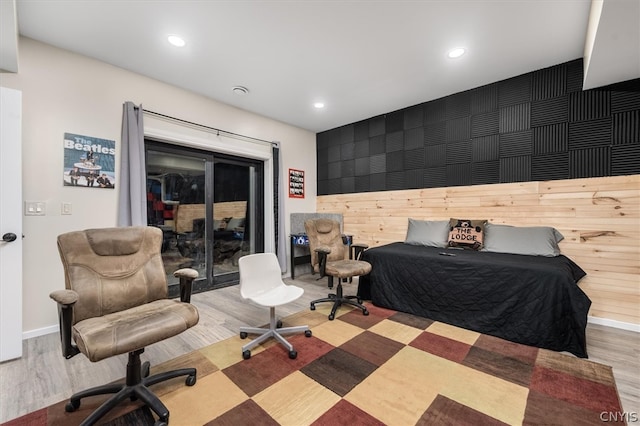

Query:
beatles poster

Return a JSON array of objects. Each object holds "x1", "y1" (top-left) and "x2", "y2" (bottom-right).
[
  {"x1": 288, "y1": 168, "x2": 304, "y2": 198},
  {"x1": 63, "y1": 132, "x2": 116, "y2": 188}
]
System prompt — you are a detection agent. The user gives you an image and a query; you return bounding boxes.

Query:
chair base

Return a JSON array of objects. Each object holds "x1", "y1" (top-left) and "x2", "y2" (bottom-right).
[
  {"x1": 240, "y1": 306, "x2": 311, "y2": 359},
  {"x1": 310, "y1": 277, "x2": 369, "y2": 320},
  {"x1": 66, "y1": 349, "x2": 196, "y2": 426}
]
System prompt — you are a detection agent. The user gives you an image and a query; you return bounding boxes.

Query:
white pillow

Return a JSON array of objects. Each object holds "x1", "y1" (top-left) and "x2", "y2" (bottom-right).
[
  {"x1": 483, "y1": 223, "x2": 564, "y2": 257},
  {"x1": 405, "y1": 218, "x2": 450, "y2": 248}
]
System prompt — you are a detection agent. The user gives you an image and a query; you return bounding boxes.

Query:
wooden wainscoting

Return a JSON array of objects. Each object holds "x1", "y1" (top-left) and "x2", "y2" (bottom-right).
[{"x1": 317, "y1": 174, "x2": 640, "y2": 326}]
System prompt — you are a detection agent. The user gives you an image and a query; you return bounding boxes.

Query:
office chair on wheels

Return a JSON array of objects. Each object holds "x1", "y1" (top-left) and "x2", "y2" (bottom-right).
[
  {"x1": 51, "y1": 226, "x2": 200, "y2": 426},
  {"x1": 304, "y1": 218, "x2": 372, "y2": 320},
  {"x1": 239, "y1": 253, "x2": 312, "y2": 359}
]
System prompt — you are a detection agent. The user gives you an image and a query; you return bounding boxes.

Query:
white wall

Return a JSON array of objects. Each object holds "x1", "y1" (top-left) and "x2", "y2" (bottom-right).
[{"x1": 0, "y1": 37, "x2": 317, "y2": 336}]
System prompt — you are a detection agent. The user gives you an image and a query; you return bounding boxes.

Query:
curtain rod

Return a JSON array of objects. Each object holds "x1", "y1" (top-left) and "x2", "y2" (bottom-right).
[{"x1": 141, "y1": 108, "x2": 278, "y2": 147}]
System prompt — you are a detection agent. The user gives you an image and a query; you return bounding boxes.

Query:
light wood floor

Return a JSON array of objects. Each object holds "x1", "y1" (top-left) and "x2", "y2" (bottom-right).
[{"x1": 0, "y1": 274, "x2": 638, "y2": 423}]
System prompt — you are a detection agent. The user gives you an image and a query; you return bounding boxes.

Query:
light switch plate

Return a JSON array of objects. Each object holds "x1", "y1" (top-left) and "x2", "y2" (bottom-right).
[
  {"x1": 61, "y1": 202, "x2": 72, "y2": 215},
  {"x1": 24, "y1": 201, "x2": 46, "y2": 216}
]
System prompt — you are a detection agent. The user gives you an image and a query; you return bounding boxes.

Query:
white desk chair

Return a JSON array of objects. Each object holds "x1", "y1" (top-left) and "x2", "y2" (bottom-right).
[{"x1": 239, "y1": 253, "x2": 312, "y2": 359}]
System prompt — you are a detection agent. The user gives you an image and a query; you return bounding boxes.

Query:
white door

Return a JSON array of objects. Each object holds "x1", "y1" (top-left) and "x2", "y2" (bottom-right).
[{"x1": 0, "y1": 87, "x2": 23, "y2": 361}]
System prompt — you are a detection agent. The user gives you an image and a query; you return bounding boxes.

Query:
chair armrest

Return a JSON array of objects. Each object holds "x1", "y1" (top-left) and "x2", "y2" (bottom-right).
[
  {"x1": 174, "y1": 268, "x2": 199, "y2": 303},
  {"x1": 49, "y1": 290, "x2": 80, "y2": 359},
  {"x1": 314, "y1": 247, "x2": 331, "y2": 278},
  {"x1": 351, "y1": 243, "x2": 368, "y2": 260}
]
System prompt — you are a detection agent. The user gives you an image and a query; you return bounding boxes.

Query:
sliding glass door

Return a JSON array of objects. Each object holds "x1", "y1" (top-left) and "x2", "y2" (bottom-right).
[{"x1": 146, "y1": 140, "x2": 263, "y2": 294}]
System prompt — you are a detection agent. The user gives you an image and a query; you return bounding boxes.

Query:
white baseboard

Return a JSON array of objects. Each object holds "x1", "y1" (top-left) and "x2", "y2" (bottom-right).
[
  {"x1": 588, "y1": 316, "x2": 640, "y2": 333},
  {"x1": 21, "y1": 316, "x2": 639, "y2": 341},
  {"x1": 23, "y1": 324, "x2": 58, "y2": 340}
]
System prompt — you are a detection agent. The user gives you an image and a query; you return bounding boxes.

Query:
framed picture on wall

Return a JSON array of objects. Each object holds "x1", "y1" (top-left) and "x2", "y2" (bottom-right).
[
  {"x1": 63, "y1": 132, "x2": 116, "y2": 188},
  {"x1": 289, "y1": 168, "x2": 304, "y2": 198}
]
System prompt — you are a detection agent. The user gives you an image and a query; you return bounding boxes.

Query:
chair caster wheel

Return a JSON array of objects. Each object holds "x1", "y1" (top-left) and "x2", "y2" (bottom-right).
[
  {"x1": 186, "y1": 374, "x2": 197, "y2": 386},
  {"x1": 240, "y1": 331, "x2": 248, "y2": 339},
  {"x1": 141, "y1": 361, "x2": 151, "y2": 378},
  {"x1": 305, "y1": 329, "x2": 312, "y2": 337},
  {"x1": 289, "y1": 350, "x2": 297, "y2": 359},
  {"x1": 277, "y1": 320, "x2": 283, "y2": 328},
  {"x1": 65, "y1": 399, "x2": 80, "y2": 412},
  {"x1": 328, "y1": 314, "x2": 335, "y2": 320},
  {"x1": 310, "y1": 303, "x2": 316, "y2": 310},
  {"x1": 242, "y1": 350, "x2": 251, "y2": 360},
  {"x1": 363, "y1": 309, "x2": 369, "y2": 316},
  {"x1": 154, "y1": 420, "x2": 168, "y2": 426}
]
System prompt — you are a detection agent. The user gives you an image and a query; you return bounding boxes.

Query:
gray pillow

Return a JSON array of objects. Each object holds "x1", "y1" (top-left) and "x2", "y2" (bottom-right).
[
  {"x1": 483, "y1": 223, "x2": 564, "y2": 257},
  {"x1": 405, "y1": 218, "x2": 450, "y2": 248}
]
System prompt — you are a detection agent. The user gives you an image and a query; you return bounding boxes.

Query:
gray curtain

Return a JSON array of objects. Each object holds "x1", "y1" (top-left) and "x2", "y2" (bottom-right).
[
  {"x1": 117, "y1": 101, "x2": 147, "y2": 226},
  {"x1": 273, "y1": 143, "x2": 287, "y2": 272}
]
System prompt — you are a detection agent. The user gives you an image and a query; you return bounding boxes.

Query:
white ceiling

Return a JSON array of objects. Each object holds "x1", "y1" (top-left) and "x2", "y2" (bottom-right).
[{"x1": 3, "y1": 0, "x2": 639, "y2": 133}]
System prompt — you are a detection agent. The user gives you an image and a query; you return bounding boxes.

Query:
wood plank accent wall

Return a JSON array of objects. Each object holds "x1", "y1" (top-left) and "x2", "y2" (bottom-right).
[{"x1": 317, "y1": 174, "x2": 640, "y2": 325}]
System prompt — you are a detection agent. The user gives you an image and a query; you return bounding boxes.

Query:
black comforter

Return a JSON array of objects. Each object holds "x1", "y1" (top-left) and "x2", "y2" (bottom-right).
[{"x1": 358, "y1": 242, "x2": 591, "y2": 357}]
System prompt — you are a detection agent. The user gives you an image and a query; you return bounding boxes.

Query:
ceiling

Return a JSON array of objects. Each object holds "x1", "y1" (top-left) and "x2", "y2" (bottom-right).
[{"x1": 2, "y1": 0, "x2": 639, "y2": 133}]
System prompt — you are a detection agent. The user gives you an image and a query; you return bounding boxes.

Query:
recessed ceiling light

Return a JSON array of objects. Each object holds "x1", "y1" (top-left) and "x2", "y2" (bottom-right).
[
  {"x1": 232, "y1": 86, "x2": 249, "y2": 95},
  {"x1": 167, "y1": 35, "x2": 186, "y2": 47},
  {"x1": 447, "y1": 47, "x2": 466, "y2": 59},
  {"x1": 313, "y1": 102, "x2": 325, "y2": 109}
]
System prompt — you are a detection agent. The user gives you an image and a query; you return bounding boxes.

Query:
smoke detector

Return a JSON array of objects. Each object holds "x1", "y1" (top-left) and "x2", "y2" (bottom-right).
[{"x1": 232, "y1": 86, "x2": 249, "y2": 96}]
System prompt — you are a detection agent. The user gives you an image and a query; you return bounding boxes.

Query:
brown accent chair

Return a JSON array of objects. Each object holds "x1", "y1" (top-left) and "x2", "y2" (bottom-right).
[
  {"x1": 304, "y1": 218, "x2": 372, "y2": 320},
  {"x1": 50, "y1": 226, "x2": 200, "y2": 426}
]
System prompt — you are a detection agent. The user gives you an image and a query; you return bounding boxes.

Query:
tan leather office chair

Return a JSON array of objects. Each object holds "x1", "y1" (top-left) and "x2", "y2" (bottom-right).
[
  {"x1": 304, "y1": 218, "x2": 371, "y2": 320},
  {"x1": 51, "y1": 226, "x2": 200, "y2": 426}
]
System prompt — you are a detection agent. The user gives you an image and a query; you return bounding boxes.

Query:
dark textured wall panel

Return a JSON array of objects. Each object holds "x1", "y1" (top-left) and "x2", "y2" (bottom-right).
[
  {"x1": 424, "y1": 98, "x2": 447, "y2": 123},
  {"x1": 531, "y1": 96, "x2": 568, "y2": 127},
  {"x1": 386, "y1": 111, "x2": 404, "y2": 133},
  {"x1": 404, "y1": 105, "x2": 424, "y2": 129},
  {"x1": 472, "y1": 161, "x2": 500, "y2": 185},
  {"x1": 613, "y1": 110, "x2": 640, "y2": 144},
  {"x1": 532, "y1": 65, "x2": 566, "y2": 100},
  {"x1": 499, "y1": 75, "x2": 531, "y2": 107},
  {"x1": 533, "y1": 123, "x2": 568, "y2": 155},
  {"x1": 570, "y1": 147, "x2": 611, "y2": 178},
  {"x1": 471, "y1": 110, "x2": 499, "y2": 137},
  {"x1": 500, "y1": 103, "x2": 530, "y2": 133},
  {"x1": 424, "y1": 122, "x2": 446, "y2": 146},
  {"x1": 500, "y1": 131, "x2": 532, "y2": 157},
  {"x1": 471, "y1": 85, "x2": 499, "y2": 114},
  {"x1": 425, "y1": 144, "x2": 447, "y2": 167},
  {"x1": 447, "y1": 140, "x2": 472, "y2": 164},
  {"x1": 612, "y1": 91, "x2": 640, "y2": 113},
  {"x1": 387, "y1": 151, "x2": 404, "y2": 172},
  {"x1": 569, "y1": 91, "x2": 611, "y2": 122},
  {"x1": 369, "y1": 116, "x2": 386, "y2": 137},
  {"x1": 612, "y1": 144, "x2": 640, "y2": 175},
  {"x1": 532, "y1": 153, "x2": 569, "y2": 181},
  {"x1": 355, "y1": 139, "x2": 369, "y2": 158},
  {"x1": 568, "y1": 118, "x2": 612, "y2": 150},
  {"x1": 472, "y1": 135, "x2": 500, "y2": 162},
  {"x1": 386, "y1": 131, "x2": 404, "y2": 152},
  {"x1": 500, "y1": 156, "x2": 531, "y2": 182},
  {"x1": 446, "y1": 117, "x2": 471, "y2": 142},
  {"x1": 404, "y1": 148, "x2": 425, "y2": 170},
  {"x1": 370, "y1": 134, "x2": 386, "y2": 155},
  {"x1": 316, "y1": 58, "x2": 639, "y2": 195},
  {"x1": 404, "y1": 127, "x2": 424, "y2": 149},
  {"x1": 446, "y1": 164, "x2": 472, "y2": 186},
  {"x1": 424, "y1": 167, "x2": 447, "y2": 188}
]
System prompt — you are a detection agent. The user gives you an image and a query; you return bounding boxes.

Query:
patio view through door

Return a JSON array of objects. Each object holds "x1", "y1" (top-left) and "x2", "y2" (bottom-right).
[{"x1": 145, "y1": 140, "x2": 263, "y2": 295}]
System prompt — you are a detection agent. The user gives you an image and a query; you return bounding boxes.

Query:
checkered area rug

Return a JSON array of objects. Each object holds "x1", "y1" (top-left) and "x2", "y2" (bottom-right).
[{"x1": 4, "y1": 303, "x2": 624, "y2": 425}]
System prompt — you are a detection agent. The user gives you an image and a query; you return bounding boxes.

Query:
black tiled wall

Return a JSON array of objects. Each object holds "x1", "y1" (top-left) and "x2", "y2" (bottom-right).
[{"x1": 316, "y1": 59, "x2": 640, "y2": 195}]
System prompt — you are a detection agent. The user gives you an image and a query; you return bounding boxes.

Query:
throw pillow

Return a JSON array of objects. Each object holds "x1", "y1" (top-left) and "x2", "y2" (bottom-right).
[
  {"x1": 448, "y1": 218, "x2": 487, "y2": 250},
  {"x1": 483, "y1": 223, "x2": 564, "y2": 256},
  {"x1": 405, "y1": 218, "x2": 450, "y2": 248}
]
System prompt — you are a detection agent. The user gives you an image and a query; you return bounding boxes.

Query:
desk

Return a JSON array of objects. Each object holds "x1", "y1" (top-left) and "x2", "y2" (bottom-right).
[{"x1": 290, "y1": 234, "x2": 310, "y2": 280}]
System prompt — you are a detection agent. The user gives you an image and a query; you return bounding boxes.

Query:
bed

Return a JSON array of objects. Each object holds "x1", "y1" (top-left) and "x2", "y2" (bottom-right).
[{"x1": 358, "y1": 240, "x2": 591, "y2": 358}]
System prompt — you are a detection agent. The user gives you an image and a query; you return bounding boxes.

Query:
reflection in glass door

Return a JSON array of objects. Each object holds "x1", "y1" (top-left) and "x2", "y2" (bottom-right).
[{"x1": 145, "y1": 141, "x2": 263, "y2": 294}]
